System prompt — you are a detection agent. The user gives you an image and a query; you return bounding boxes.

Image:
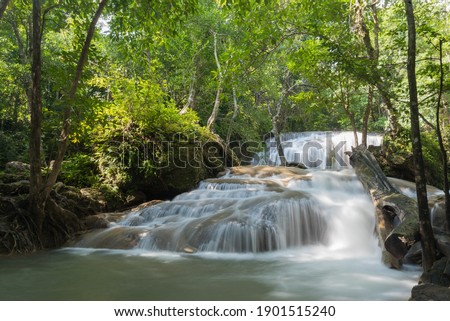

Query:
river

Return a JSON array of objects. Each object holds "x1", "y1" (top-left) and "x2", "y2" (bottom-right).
[{"x1": 0, "y1": 165, "x2": 421, "y2": 300}]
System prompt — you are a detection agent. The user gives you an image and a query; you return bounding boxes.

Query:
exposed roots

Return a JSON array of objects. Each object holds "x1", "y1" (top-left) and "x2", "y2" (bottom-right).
[
  {"x1": 0, "y1": 211, "x2": 39, "y2": 254},
  {"x1": 41, "y1": 197, "x2": 83, "y2": 249}
]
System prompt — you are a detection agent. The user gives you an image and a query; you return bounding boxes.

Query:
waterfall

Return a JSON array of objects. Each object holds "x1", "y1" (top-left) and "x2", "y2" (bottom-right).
[
  {"x1": 73, "y1": 166, "x2": 377, "y2": 256},
  {"x1": 253, "y1": 131, "x2": 383, "y2": 168}
]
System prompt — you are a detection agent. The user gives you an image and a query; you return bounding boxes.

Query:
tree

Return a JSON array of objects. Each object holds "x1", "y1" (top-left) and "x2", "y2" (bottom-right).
[
  {"x1": 403, "y1": 0, "x2": 435, "y2": 271},
  {"x1": 353, "y1": 0, "x2": 401, "y2": 135},
  {"x1": 435, "y1": 39, "x2": 450, "y2": 230},
  {"x1": 29, "y1": 0, "x2": 108, "y2": 233}
]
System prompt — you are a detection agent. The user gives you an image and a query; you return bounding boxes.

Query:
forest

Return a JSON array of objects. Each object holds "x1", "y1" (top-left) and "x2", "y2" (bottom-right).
[{"x1": 0, "y1": 0, "x2": 449, "y2": 281}]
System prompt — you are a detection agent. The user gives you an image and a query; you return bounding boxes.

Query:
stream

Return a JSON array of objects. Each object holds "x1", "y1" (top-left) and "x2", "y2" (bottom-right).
[{"x1": 0, "y1": 166, "x2": 422, "y2": 300}]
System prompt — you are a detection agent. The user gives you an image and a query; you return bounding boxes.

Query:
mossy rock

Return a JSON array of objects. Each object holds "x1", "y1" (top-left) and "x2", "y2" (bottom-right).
[{"x1": 375, "y1": 129, "x2": 446, "y2": 189}]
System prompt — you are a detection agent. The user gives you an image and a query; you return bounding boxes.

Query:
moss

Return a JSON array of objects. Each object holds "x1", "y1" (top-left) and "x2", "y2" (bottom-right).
[{"x1": 377, "y1": 128, "x2": 446, "y2": 189}]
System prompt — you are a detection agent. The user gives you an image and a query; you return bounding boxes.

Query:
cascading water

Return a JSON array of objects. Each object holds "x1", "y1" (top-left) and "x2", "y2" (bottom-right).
[
  {"x1": 75, "y1": 166, "x2": 377, "y2": 257},
  {"x1": 0, "y1": 132, "x2": 422, "y2": 300},
  {"x1": 253, "y1": 131, "x2": 383, "y2": 168}
]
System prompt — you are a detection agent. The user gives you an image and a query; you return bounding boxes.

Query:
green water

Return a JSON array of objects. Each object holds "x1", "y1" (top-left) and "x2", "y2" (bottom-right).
[{"x1": 0, "y1": 247, "x2": 420, "y2": 301}]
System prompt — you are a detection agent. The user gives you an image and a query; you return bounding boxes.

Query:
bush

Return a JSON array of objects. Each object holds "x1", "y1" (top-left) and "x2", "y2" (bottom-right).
[
  {"x1": 0, "y1": 130, "x2": 28, "y2": 168},
  {"x1": 60, "y1": 153, "x2": 99, "y2": 188}
]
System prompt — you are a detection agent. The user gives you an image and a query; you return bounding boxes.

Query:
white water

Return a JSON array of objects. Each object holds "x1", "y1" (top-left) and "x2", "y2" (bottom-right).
[
  {"x1": 57, "y1": 165, "x2": 421, "y2": 300},
  {"x1": 76, "y1": 167, "x2": 378, "y2": 255},
  {"x1": 0, "y1": 131, "x2": 423, "y2": 301},
  {"x1": 0, "y1": 166, "x2": 421, "y2": 300},
  {"x1": 254, "y1": 131, "x2": 383, "y2": 168}
]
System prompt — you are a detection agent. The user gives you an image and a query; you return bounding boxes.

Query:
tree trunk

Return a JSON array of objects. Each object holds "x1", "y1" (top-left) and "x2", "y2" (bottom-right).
[
  {"x1": 29, "y1": 0, "x2": 45, "y2": 231},
  {"x1": 226, "y1": 86, "x2": 239, "y2": 146},
  {"x1": 207, "y1": 31, "x2": 223, "y2": 131},
  {"x1": 179, "y1": 75, "x2": 196, "y2": 115},
  {"x1": 0, "y1": 0, "x2": 10, "y2": 19},
  {"x1": 348, "y1": 145, "x2": 421, "y2": 269},
  {"x1": 404, "y1": 0, "x2": 435, "y2": 272},
  {"x1": 354, "y1": 0, "x2": 401, "y2": 135},
  {"x1": 435, "y1": 39, "x2": 450, "y2": 231},
  {"x1": 42, "y1": 0, "x2": 108, "y2": 198},
  {"x1": 362, "y1": 86, "x2": 373, "y2": 147},
  {"x1": 273, "y1": 123, "x2": 287, "y2": 167},
  {"x1": 28, "y1": 0, "x2": 108, "y2": 235}
]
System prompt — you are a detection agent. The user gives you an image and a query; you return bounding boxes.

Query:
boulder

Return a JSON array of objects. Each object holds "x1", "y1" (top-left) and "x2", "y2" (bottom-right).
[
  {"x1": 125, "y1": 191, "x2": 147, "y2": 207},
  {"x1": 410, "y1": 284, "x2": 450, "y2": 301},
  {"x1": 419, "y1": 257, "x2": 450, "y2": 287},
  {"x1": 5, "y1": 161, "x2": 30, "y2": 173}
]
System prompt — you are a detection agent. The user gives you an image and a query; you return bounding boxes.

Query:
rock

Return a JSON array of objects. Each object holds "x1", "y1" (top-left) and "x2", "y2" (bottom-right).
[
  {"x1": 5, "y1": 161, "x2": 30, "y2": 172},
  {"x1": 404, "y1": 241, "x2": 422, "y2": 265},
  {"x1": 420, "y1": 257, "x2": 450, "y2": 287},
  {"x1": 183, "y1": 246, "x2": 197, "y2": 254},
  {"x1": 286, "y1": 162, "x2": 307, "y2": 169},
  {"x1": 83, "y1": 215, "x2": 110, "y2": 230},
  {"x1": 410, "y1": 257, "x2": 450, "y2": 300},
  {"x1": 125, "y1": 191, "x2": 147, "y2": 207},
  {"x1": 80, "y1": 188, "x2": 107, "y2": 209},
  {"x1": 131, "y1": 200, "x2": 162, "y2": 212},
  {"x1": 431, "y1": 198, "x2": 448, "y2": 231},
  {"x1": 410, "y1": 284, "x2": 450, "y2": 301},
  {"x1": 435, "y1": 232, "x2": 450, "y2": 257},
  {"x1": 0, "y1": 180, "x2": 29, "y2": 195}
]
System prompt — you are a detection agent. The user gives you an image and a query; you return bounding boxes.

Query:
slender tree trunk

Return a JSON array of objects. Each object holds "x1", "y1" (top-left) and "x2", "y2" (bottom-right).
[
  {"x1": 268, "y1": 98, "x2": 287, "y2": 167},
  {"x1": 404, "y1": 0, "x2": 435, "y2": 272},
  {"x1": 29, "y1": 0, "x2": 45, "y2": 231},
  {"x1": 274, "y1": 132, "x2": 287, "y2": 166},
  {"x1": 179, "y1": 75, "x2": 196, "y2": 115},
  {"x1": 272, "y1": 119, "x2": 287, "y2": 167},
  {"x1": 226, "y1": 86, "x2": 239, "y2": 146},
  {"x1": 42, "y1": 0, "x2": 108, "y2": 197},
  {"x1": 0, "y1": 0, "x2": 10, "y2": 19},
  {"x1": 338, "y1": 72, "x2": 358, "y2": 145},
  {"x1": 355, "y1": 0, "x2": 401, "y2": 135},
  {"x1": 435, "y1": 39, "x2": 450, "y2": 230},
  {"x1": 207, "y1": 31, "x2": 223, "y2": 131},
  {"x1": 362, "y1": 86, "x2": 374, "y2": 147}
]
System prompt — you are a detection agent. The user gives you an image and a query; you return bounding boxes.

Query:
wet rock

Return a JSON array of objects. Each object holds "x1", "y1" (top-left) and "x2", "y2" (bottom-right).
[
  {"x1": 404, "y1": 241, "x2": 422, "y2": 265},
  {"x1": 131, "y1": 200, "x2": 162, "y2": 212},
  {"x1": 431, "y1": 199, "x2": 448, "y2": 231},
  {"x1": 183, "y1": 246, "x2": 198, "y2": 254},
  {"x1": 83, "y1": 215, "x2": 110, "y2": 230},
  {"x1": 420, "y1": 257, "x2": 450, "y2": 287},
  {"x1": 410, "y1": 257, "x2": 450, "y2": 301},
  {"x1": 410, "y1": 284, "x2": 450, "y2": 301},
  {"x1": 287, "y1": 162, "x2": 307, "y2": 169},
  {"x1": 435, "y1": 232, "x2": 450, "y2": 257}
]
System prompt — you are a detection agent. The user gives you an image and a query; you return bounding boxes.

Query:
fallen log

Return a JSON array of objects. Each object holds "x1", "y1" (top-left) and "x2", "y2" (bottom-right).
[{"x1": 347, "y1": 145, "x2": 420, "y2": 268}]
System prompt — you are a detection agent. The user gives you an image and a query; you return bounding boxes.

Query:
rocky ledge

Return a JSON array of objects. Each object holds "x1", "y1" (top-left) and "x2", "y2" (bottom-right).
[{"x1": 410, "y1": 257, "x2": 450, "y2": 300}]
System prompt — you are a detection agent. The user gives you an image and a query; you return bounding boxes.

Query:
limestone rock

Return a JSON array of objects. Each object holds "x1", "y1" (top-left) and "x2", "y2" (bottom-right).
[{"x1": 5, "y1": 161, "x2": 30, "y2": 172}]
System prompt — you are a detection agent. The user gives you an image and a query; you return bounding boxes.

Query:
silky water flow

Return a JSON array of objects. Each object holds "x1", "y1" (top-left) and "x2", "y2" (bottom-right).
[{"x1": 0, "y1": 132, "x2": 422, "y2": 300}]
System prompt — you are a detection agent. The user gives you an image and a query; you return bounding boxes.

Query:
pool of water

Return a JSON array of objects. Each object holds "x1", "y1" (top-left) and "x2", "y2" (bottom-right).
[{"x1": 0, "y1": 246, "x2": 420, "y2": 301}]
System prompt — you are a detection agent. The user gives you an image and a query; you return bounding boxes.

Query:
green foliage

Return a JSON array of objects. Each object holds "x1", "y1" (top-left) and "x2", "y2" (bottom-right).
[
  {"x1": 1, "y1": 0, "x2": 449, "y2": 194},
  {"x1": 0, "y1": 130, "x2": 28, "y2": 168},
  {"x1": 60, "y1": 153, "x2": 99, "y2": 188}
]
